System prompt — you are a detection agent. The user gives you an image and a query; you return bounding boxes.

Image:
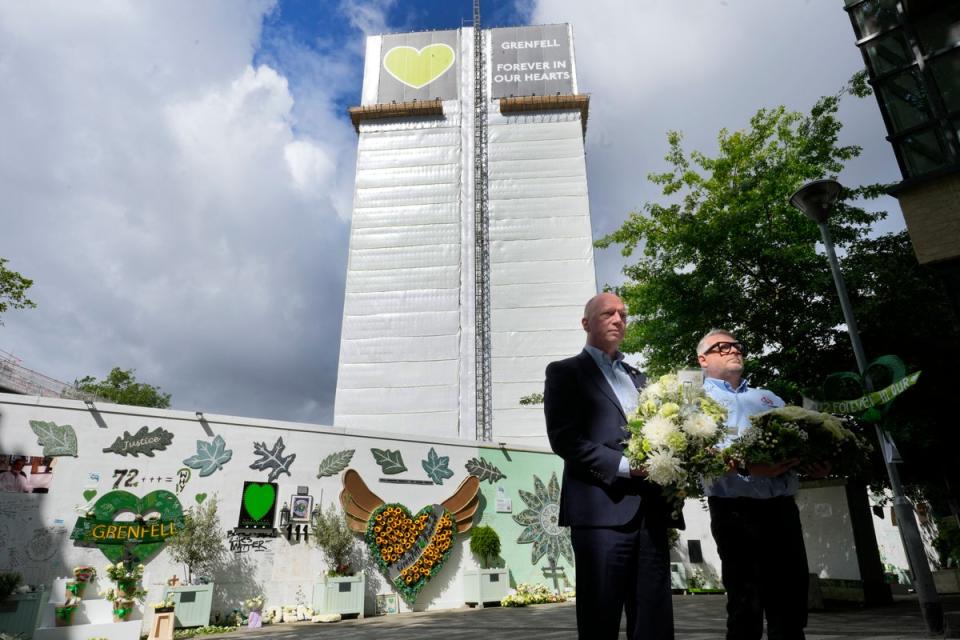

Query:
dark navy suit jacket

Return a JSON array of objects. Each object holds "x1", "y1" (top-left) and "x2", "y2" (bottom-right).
[{"x1": 544, "y1": 349, "x2": 682, "y2": 529}]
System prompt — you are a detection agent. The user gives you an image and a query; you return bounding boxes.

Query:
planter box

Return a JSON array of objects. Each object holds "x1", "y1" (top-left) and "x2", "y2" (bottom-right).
[
  {"x1": 463, "y1": 569, "x2": 509, "y2": 607},
  {"x1": 933, "y1": 568, "x2": 960, "y2": 594},
  {"x1": 162, "y1": 584, "x2": 214, "y2": 628},
  {"x1": 0, "y1": 589, "x2": 50, "y2": 638},
  {"x1": 312, "y1": 572, "x2": 364, "y2": 618}
]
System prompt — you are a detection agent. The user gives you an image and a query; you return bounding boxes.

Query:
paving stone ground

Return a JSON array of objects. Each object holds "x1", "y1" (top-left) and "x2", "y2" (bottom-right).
[{"x1": 212, "y1": 594, "x2": 960, "y2": 639}]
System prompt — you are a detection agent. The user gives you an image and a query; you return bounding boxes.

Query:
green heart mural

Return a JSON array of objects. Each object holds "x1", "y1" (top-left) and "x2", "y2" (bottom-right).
[
  {"x1": 365, "y1": 503, "x2": 456, "y2": 604},
  {"x1": 383, "y1": 44, "x2": 455, "y2": 89},
  {"x1": 70, "y1": 490, "x2": 184, "y2": 564},
  {"x1": 243, "y1": 483, "x2": 276, "y2": 521}
]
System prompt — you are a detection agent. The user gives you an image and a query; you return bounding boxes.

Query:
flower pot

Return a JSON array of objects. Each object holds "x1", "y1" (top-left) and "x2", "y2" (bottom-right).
[
  {"x1": 65, "y1": 580, "x2": 86, "y2": 600},
  {"x1": 73, "y1": 566, "x2": 96, "y2": 584},
  {"x1": 153, "y1": 606, "x2": 175, "y2": 614},
  {"x1": 464, "y1": 568, "x2": 510, "y2": 608},
  {"x1": 113, "y1": 598, "x2": 136, "y2": 622},
  {"x1": 312, "y1": 572, "x2": 365, "y2": 618},
  {"x1": 118, "y1": 578, "x2": 140, "y2": 596},
  {"x1": 54, "y1": 606, "x2": 76, "y2": 627}
]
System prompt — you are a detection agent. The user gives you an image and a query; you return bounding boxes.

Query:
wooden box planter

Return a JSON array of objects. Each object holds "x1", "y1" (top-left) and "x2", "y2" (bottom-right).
[
  {"x1": 463, "y1": 568, "x2": 509, "y2": 607},
  {"x1": 312, "y1": 572, "x2": 364, "y2": 618},
  {"x1": 933, "y1": 568, "x2": 960, "y2": 594},
  {"x1": 0, "y1": 589, "x2": 50, "y2": 638},
  {"x1": 162, "y1": 584, "x2": 214, "y2": 628}
]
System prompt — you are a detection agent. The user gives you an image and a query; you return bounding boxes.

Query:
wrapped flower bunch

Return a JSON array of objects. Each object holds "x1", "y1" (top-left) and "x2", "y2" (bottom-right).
[
  {"x1": 243, "y1": 596, "x2": 264, "y2": 612},
  {"x1": 624, "y1": 373, "x2": 729, "y2": 513},
  {"x1": 727, "y1": 405, "x2": 872, "y2": 474}
]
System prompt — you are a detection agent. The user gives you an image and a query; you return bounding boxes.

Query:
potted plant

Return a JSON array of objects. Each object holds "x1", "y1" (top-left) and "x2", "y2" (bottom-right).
[
  {"x1": 163, "y1": 500, "x2": 224, "y2": 627},
  {"x1": 54, "y1": 596, "x2": 80, "y2": 627},
  {"x1": 933, "y1": 517, "x2": 960, "y2": 594},
  {"x1": 151, "y1": 593, "x2": 176, "y2": 614},
  {"x1": 243, "y1": 596, "x2": 264, "y2": 628},
  {"x1": 311, "y1": 504, "x2": 364, "y2": 618},
  {"x1": 464, "y1": 525, "x2": 509, "y2": 607}
]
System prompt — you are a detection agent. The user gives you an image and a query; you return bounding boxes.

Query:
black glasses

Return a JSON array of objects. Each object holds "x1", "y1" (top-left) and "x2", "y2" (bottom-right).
[{"x1": 703, "y1": 341, "x2": 745, "y2": 356}]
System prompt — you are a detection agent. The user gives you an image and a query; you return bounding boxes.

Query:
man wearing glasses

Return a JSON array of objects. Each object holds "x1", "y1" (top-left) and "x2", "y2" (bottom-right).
[{"x1": 698, "y1": 328, "x2": 813, "y2": 640}]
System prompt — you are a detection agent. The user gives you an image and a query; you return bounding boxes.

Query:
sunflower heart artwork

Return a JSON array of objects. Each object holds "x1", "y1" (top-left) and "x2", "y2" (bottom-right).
[
  {"x1": 340, "y1": 469, "x2": 481, "y2": 605},
  {"x1": 512, "y1": 472, "x2": 573, "y2": 566},
  {"x1": 367, "y1": 503, "x2": 456, "y2": 603}
]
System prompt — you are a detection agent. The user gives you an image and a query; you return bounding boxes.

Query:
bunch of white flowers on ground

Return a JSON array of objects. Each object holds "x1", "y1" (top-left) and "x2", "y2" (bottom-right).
[
  {"x1": 625, "y1": 373, "x2": 729, "y2": 513},
  {"x1": 500, "y1": 583, "x2": 567, "y2": 607},
  {"x1": 243, "y1": 596, "x2": 264, "y2": 612}
]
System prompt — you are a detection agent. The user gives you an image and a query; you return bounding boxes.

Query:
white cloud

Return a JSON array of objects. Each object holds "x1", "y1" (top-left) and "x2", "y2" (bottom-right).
[
  {"x1": 524, "y1": 0, "x2": 905, "y2": 288},
  {"x1": 0, "y1": 0, "x2": 366, "y2": 423}
]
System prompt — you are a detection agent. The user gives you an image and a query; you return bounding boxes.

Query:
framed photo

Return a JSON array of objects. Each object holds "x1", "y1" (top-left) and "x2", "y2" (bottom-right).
[
  {"x1": 290, "y1": 494, "x2": 313, "y2": 523},
  {"x1": 376, "y1": 593, "x2": 399, "y2": 615}
]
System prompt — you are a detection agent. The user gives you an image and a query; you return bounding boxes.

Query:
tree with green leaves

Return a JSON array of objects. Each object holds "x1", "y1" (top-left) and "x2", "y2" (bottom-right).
[
  {"x1": 0, "y1": 258, "x2": 36, "y2": 322},
  {"x1": 165, "y1": 499, "x2": 225, "y2": 584},
  {"x1": 74, "y1": 367, "x2": 171, "y2": 408},
  {"x1": 598, "y1": 81, "x2": 960, "y2": 510}
]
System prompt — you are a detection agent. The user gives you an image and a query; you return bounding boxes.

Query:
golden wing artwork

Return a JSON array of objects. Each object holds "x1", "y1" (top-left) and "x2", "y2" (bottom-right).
[{"x1": 339, "y1": 468, "x2": 480, "y2": 533}]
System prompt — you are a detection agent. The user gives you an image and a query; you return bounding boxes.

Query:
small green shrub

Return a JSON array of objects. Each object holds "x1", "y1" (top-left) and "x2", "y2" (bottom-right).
[
  {"x1": 469, "y1": 525, "x2": 501, "y2": 569},
  {"x1": 934, "y1": 517, "x2": 960, "y2": 568},
  {"x1": 311, "y1": 503, "x2": 357, "y2": 576},
  {"x1": 0, "y1": 572, "x2": 22, "y2": 602}
]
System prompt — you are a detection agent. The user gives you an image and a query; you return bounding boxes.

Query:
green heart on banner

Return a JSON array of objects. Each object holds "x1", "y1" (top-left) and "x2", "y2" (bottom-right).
[
  {"x1": 70, "y1": 490, "x2": 184, "y2": 565},
  {"x1": 243, "y1": 483, "x2": 276, "y2": 521},
  {"x1": 808, "y1": 355, "x2": 920, "y2": 422},
  {"x1": 383, "y1": 44, "x2": 455, "y2": 89}
]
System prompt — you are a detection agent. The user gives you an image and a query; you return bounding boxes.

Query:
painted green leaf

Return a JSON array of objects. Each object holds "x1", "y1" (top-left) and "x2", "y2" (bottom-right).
[
  {"x1": 371, "y1": 448, "x2": 407, "y2": 475},
  {"x1": 102, "y1": 425, "x2": 174, "y2": 457},
  {"x1": 465, "y1": 457, "x2": 506, "y2": 484},
  {"x1": 317, "y1": 449, "x2": 355, "y2": 478},
  {"x1": 29, "y1": 420, "x2": 78, "y2": 457},
  {"x1": 422, "y1": 447, "x2": 454, "y2": 485},
  {"x1": 183, "y1": 434, "x2": 233, "y2": 477},
  {"x1": 249, "y1": 437, "x2": 296, "y2": 482}
]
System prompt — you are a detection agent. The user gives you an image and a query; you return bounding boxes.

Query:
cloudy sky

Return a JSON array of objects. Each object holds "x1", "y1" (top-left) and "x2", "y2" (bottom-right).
[{"x1": 0, "y1": 0, "x2": 903, "y2": 425}]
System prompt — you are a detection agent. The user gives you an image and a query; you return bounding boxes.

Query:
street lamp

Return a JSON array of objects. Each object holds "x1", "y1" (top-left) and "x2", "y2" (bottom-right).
[{"x1": 790, "y1": 179, "x2": 943, "y2": 633}]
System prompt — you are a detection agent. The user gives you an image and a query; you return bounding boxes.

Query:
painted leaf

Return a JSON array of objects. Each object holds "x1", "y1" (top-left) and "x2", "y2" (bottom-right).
[
  {"x1": 249, "y1": 437, "x2": 296, "y2": 483},
  {"x1": 371, "y1": 448, "x2": 407, "y2": 475},
  {"x1": 183, "y1": 435, "x2": 233, "y2": 477},
  {"x1": 29, "y1": 420, "x2": 78, "y2": 457},
  {"x1": 422, "y1": 447, "x2": 454, "y2": 485},
  {"x1": 317, "y1": 449, "x2": 355, "y2": 478},
  {"x1": 464, "y1": 457, "x2": 506, "y2": 484},
  {"x1": 102, "y1": 425, "x2": 174, "y2": 457}
]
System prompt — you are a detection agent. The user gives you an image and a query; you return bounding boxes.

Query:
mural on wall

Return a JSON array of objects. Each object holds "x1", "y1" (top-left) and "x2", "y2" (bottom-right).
[
  {"x1": 249, "y1": 437, "x2": 295, "y2": 482},
  {"x1": 29, "y1": 420, "x2": 78, "y2": 457},
  {"x1": 195, "y1": 492, "x2": 207, "y2": 504},
  {"x1": 183, "y1": 434, "x2": 233, "y2": 477},
  {"x1": 512, "y1": 473, "x2": 573, "y2": 566},
  {"x1": 340, "y1": 469, "x2": 480, "y2": 604},
  {"x1": 102, "y1": 425, "x2": 174, "y2": 457},
  {"x1": 465, "y1": 457, "x2": 506, "y2": 484},
  {"x1": 421, "y1": 447, "x2": 453, "y2": 485},
  {"x1": 371, "y1": 448, "x2": 407, "y2": 475},
  {"x1": 237, "y1": 481, "x2": 279, "y2": 531},
  {"x1": 0, "y1": 454, "x2": 57, "y2": 493},
  {"x1": 176, "y1": 468, "x2": 191, "y2": 494},
  {"x1": 316, "y1": 449, "x2": 355, "y2": 478},
  {"x1": 70, "y1": 489, "x2": 185, "y2": 564}
]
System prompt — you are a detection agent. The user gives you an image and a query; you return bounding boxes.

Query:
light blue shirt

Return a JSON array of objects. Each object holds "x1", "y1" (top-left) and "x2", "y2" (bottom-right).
[
  {"x1": 702, "y1": 377, "x2": 799, "y2": 499},
  {"x1": 583, "y1": 345, "x2": 638, "y2": 478}
]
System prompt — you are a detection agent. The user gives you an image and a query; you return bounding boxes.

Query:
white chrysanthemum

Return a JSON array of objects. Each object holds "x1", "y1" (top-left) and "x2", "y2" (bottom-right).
[
  {"x1": 642, "y1": 382, "x2": 664, "y2": 401},
  {"x1": 659, "y1": 374, "x2": 680, "y2": 396},
  {"x1": 682, "y1": 413, "x2": 718, "y2": 440},
  {"x1": 641, "y1": 415, "x2": 677, "y2": 449},
  {"x1": 645, "y1": 450, "x2": 684, "y2": 486}
]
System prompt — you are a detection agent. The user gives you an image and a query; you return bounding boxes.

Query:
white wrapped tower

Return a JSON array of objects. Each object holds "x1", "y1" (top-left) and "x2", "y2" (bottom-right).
[{"x1": 334, "y1": 24, "x2": 596, "y2": 447}]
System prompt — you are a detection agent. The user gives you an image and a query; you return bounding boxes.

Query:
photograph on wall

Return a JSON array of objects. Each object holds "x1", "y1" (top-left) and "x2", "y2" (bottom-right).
[
  {"x1": 0, "y1": 453, "x2": 57, "y2": 494},
  {"x1": 290, "y1": 494, "x2": 313, "y2": 523}
]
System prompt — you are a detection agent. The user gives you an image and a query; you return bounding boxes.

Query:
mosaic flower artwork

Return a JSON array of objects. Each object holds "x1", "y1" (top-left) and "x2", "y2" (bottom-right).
[{"x1": 512, "y1": 473, "x2": 572, "y2": 566}]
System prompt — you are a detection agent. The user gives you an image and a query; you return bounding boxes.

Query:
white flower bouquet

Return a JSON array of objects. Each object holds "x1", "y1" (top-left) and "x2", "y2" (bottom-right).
[{"x1": 624, "y1": 373, "x2": 729, "y2": 513}]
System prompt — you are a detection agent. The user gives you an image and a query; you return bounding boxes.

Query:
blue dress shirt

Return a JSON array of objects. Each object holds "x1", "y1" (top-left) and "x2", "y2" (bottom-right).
[
  {"x1": 583, "y1": 345, "x2": 639, "y2": 478},
  {"x1": 702, "y1": 377, "x2": 799, "y2": 499}
]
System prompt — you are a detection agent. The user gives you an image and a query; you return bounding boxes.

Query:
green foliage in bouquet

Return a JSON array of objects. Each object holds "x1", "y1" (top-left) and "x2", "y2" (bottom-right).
[
  {"x1": 624, "y1": 374, "x2": 729, "y2": 512},
  {"x1": 727, "y1": 406, "x2": 872, "y2": 474}
]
